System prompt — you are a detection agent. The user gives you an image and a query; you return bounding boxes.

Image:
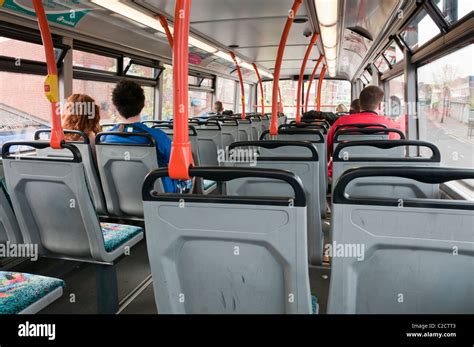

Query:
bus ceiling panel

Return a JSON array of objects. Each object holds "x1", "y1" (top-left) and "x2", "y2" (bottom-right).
[
  {"x1": 343, "y1": 0, "x2": 401, "y2": 43},
  {"x1": 341, "y1": 0, "x2": 403, "y2": 79},
  {"x1": 236, "y1": 46, "x2": 310, "y2": 65},
  {"x1": 138, "y1": 0, "x2": 309, "y2": 23}
]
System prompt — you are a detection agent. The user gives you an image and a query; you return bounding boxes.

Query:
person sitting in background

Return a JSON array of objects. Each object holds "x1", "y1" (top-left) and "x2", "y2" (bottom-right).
[
  {"x1": 349, "y1": 99, "x2": 360, "y2": 114},
  {"x1": 214, "y1": 101, "x2": 224, "y2": 115},
  {"x1": 326, "y1": 86, "x2": 402, "y2": 177},
  {"x1": 61, "y1": 94, "x2": 102, "y2": 153},
  {"x1": 102, "y1": 80, "x2": 189, "y2": 193},
  {"x1": 336, "y1": 104, "x2": 348, "y2": 113}
]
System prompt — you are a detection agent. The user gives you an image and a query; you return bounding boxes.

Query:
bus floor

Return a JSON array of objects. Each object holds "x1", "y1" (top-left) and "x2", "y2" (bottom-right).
[{"x1": 9, "y1": 224, "x2": 332, "y2": 314}]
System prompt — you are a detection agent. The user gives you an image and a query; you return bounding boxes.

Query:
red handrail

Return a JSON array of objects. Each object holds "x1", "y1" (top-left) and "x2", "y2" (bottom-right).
[
  {"x1": 168, "y1": 0, "x2": 193, "y2": 180},
  {"x1": 316, "y1": 65, "x2": 327, "y2": 111},
  {"x1": 32, "y1": 0, "x2": 64, "y2": 149},
  {"x1": 295, "y1": 33, "x2": 319, "y2": 123},
  {"x1": 252, "y1": 63, "x2": 265, "y2": 117},
  {"x1": 304, "y1": 55, "x2": 324, "y2": 113},
  {"x1": 157, "y1": 14, "x2": 174, "y2": 48},
  {"x1": 230, "y1": 52, "x2": 246, "y2": 120},
  {"x1": 270, "y1": 0, "x2": 303, "y2": 135}
]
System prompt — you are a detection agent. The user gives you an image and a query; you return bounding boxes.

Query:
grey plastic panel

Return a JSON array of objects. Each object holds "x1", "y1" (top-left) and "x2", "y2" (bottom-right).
[
  {"x1": 261, "y1": 132, "x2": 327, "y2": 217},
  {"x1": 328, "y1": 204, "x2": 474, "y2": 313},
  {"x1": 249, "y1": 120, "x2": 262, "y2": 141},
  {"x1": 144, "y1": 201, "x2": 312, "y2": 314},
  {"x1": 335, "y1": 144, "x2": 404, "y2": 159},
  {"x1": 37, "y1": 144, "x2": 107, "y2": 216},
  {"x1": 3, "y1": 155, "x2": 142, "y2": 263},
  {"x1": 238, "y1": 123, "x2": 252, "y2": 142},
  {"x1": 333, "y1": 134, "x2": 388, "y2": 154},
  {"x1": 332, "y1": 161, "x2": 440, "y2": 199},
  {"x1": 0, "y1": 184, "x2": 23, "y2": 244},
  {"x1": 96, "y1": 144, "x2": 162, "y2": 218},
  {"x1": 195, "y1": 128, "x2": 223, "y2": 166},
  {"x1": 262, "y1": 118, "x2": 270, "y2": 132},
  {"x1": 221, "y1": 124, "x2": 239, "y2": 150},
  {"x1": 227, "y1": 158, "x2": 323, "y2": 265}
]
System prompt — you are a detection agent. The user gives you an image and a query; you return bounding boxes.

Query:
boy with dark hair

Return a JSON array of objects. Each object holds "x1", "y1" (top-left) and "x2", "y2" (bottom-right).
[{"x1": 103, "y1": 80, "x2": 184, "y2": 193}]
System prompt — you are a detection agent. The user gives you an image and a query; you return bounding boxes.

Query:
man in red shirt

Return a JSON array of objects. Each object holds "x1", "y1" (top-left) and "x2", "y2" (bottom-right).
[{"x1": 327, "y1": 86, "x2": 402, "y2": 177}]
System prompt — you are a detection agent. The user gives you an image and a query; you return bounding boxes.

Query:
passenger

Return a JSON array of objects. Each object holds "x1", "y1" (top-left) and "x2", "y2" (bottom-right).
[
  {"x1": 349, "y1": 99, "x2": 360, "y2": 114},
  {"x1": 336, "y1": 104, "x2": 348, "y2": 113},
  {"x1": 101, "y1": 80, "x2": 189, "y2": 193},
  {"x1": 214, "y1": 101, "x2": 224, "y2": 115},
  {"x1": 61, "y1": 94, "x2": 101, "y2": 153},
  {"x1": 326, "y1": 86, "x2": 402, "y2": 176}
]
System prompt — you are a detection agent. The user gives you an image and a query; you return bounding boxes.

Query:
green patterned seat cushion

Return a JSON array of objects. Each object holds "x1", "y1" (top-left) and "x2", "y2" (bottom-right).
[
  {"x1": 0, "y1": 272, "x2": 64, "y2": 314},
  {"x1": 100, "y1": 223, "x2": 143, "y2": 252}
]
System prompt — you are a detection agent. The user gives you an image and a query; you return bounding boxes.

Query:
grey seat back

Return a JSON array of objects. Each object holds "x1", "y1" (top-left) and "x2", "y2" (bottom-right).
[
  {"x1": 152, "y1": 124, "x2": 213, "y2": 195},
  {"x1": 237, "y1": 119, "x2": 252, "y2": 142},
  {"x1": 247, "y1": 115, "x2": 263, "y2": 141},
  {"x1": 0, "y1": 182, "x2": 22, "y2": 244},
  {"x1": 226, "y1": 141, "x2": 324, "y2": 265},
  {"x1": 218, "y1": 119, "x2": 239, "y2": 150},
  {"x1": 143, "y1": 167, "x2": 312, "y2": 314},
  {"x1": 333, "y1": 126, "x2": 402, "y2": 154},
  {"x1": 191, "y1": 122, "x2": 223, "y2": 166},
  {"x1": 328, "y1": 167, "x2": 474, "y2": 313},
  {"x1": 34, "y1": 130, "x2": 108, "y2": 216},
  {"x1": 96, "y1": 132, "x2": 162, "y2": 219},
  {"x1": 2, "y1": 141, "x2": 141, "y2": 263},
  {"x1": 261, "y1": 115, "x2": 270, "y2": 133},
  {"x1": 261, "y1": 128, "x2": 327, "y2": 217},
  {"x1": 332, "y1": 140, "x2": 441, "y2": 199}
]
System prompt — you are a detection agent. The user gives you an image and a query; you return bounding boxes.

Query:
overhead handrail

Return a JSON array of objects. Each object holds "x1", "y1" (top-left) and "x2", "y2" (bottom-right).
[
  {"x1": 168, "y1": 0, "x2": 193, "y2": 180},
  {"x1": 304, "y1": 55, "x2": 324, "y2": 113},
  {"x1": 316, "y1": 65, "x2": 327, "y2": 111},
  {"x1": 157, "y1": 14, "x2": 174, "y2": 48},
  {"x1": 296, "y1": 33, "x2": 319, "y2": 123},
  {"x1": 270, "y1": 0, "x2": 303, "y2": 136},
  {"x1": 252, "y1": 63, "x2": 265, "y2": 117},
  {"x1": 32, "y1": 0, "x2": 64, "y2": 149},
  {"x1": 230, "y1": 52, "x2": 246, "y2": 120}
]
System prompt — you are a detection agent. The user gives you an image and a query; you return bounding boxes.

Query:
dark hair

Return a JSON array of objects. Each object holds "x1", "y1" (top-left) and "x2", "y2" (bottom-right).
[
  {"x1": 350, "y1": 99, "x2": 360, "y2": 114},
  {"x1": 112, "y1": 80, "x2": 145, "y2": 119},
  {"x1": 360, "y1": 86, "x2": 384, "y2": 112},
  {"x1": 214, "y1": 101, "x2": 224, "y2": 113}
]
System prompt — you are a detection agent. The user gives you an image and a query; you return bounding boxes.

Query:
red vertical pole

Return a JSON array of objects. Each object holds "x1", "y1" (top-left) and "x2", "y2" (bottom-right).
[
  {"x1": 168, "y1": 0, "x2": 193, "y2": 180},
  {"x1": 296, "y1": 33, "x2": 319, "y2": 123},
  {"x1": 270, "y1": 0, "x2": 303, "y2": 135},
  {"x1": 157, "y1": 14, "x2": 174, "y2": 48},
  {"x1": 316, "y1": 65, "x2": 327, "y2": 111},
  {"x1": 304, "y1": 55, "x2": 324, "y2": 113},
  {"x1": 252, "y1": 63, "x2": 265, "y2": 116},
  {"x1": 32, "y1": 0, "x2": 64, "y2": 149},
  {"x1": 230, "y1": 52, "x2": 246, "y2": 120}
]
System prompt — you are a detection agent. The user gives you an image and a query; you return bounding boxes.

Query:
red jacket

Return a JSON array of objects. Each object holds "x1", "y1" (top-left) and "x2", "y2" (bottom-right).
[{"x1": 327, "y1": 112, "x2": 402, "y2": 177}]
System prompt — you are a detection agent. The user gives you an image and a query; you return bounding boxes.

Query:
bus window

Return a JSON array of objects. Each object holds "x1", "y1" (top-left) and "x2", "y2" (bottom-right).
[
  {"x1": 189, "y1": 90, "x2": 212, "y2": 118},
  {"x1": 434, "y1": 0, "x2": 473, "y2": 25},
  {"x1": 386, "y1": 75, "x2": 407, "y2": 134},
  {"x1": 417, "y1": 44, "x2": 473, "y2": 173},
  {"x1": 73, "y1": 50, "x2": 118, "y2": 73},
  {"x1": 161, "y1": 64, "x2": 173, "y2": 120},
  {"x1": 305, "y1": 79, "x2": 351, "y2": 113},
  {"x1": 237, "y1": 83, "x2": 251, "y2": 113},
  {"x1": 0, "y1": 72, "x2": 49, "y2": 145},
  {"x1": 216, "y1": 77, "x2": 236, "y2": 112},
  {"x1": 383, "y1": 41, "x2": 404, "y2": 66},
  {"x1": 401, "y1": 9, "x2": 441, "y2": 51}
]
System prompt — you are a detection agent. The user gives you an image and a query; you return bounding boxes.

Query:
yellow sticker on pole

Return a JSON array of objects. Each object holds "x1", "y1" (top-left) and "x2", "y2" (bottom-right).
[
  {"x1": 0, "y1": 0, "x2": 5, "y2": 7},
  {"x1": 44, "y1": 74, "x2": 59, "y2": 103}
]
